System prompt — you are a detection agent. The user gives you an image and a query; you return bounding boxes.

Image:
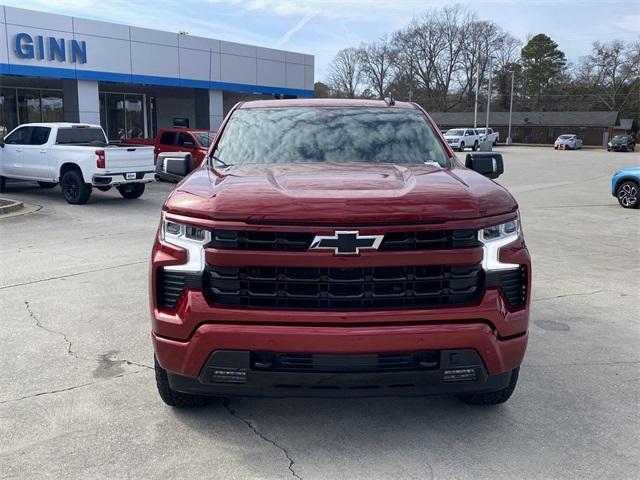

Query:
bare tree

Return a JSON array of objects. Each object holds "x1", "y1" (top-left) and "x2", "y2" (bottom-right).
[
  {"x1": 327, "y1": 47, "x2": 363, "y2": 98},
  {"x1": 359, "y1": 36, "x2": 397, "y2": 99},
  {"x1": 576, "y1": 39, "x2": 640, "y2": 111}
]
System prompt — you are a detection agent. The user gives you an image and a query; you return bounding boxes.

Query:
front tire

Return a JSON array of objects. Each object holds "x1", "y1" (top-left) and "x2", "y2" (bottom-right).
[
  {"x1": 38, "y1": 181, "x2": 57, "y2": 189},
  {"x1": 472, "y1": 140, "x2": 479, "y2": 151},
  {"x1": 617, "y1": 181, "x2": 639, "y2": 209},
  {"x1": 117, "y1": 183, "x2": 145, "y2": 199},
  {"x1": 458, "y1": 141, "x2": 465, "y2": 152},
  {"x1": 459, "y1": 367, "x2": 520, "y2": 405},
  {"x1": 61, "y1": 170, "x2": 92, "y2": 204},
  {"x1": 155, "y1": 356, "x2": 210, "y2": 408}
]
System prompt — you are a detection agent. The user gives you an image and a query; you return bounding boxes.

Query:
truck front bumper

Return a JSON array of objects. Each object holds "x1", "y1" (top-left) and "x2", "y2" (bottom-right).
[
  {"x1": 153, "y1": 321, "x2": 527, "y2": 398},
  {"x1": 92, "y1": 171, "x2": 155, "y2": 187},
  {"x1": 164, "y1": 348, "x2": 515, "y2": 398}
]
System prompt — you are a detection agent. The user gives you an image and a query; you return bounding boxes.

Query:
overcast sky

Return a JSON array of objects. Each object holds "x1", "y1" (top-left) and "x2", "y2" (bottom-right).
[{"x1": 5, "y1": 0, "x2": 640, "y2": 80}]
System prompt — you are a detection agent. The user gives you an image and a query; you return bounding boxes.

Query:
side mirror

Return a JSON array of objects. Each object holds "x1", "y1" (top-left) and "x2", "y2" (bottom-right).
[
  {"x1": 182, "y1": 141, "x2": 195, "y2": 148},
  {"x1": 157, "y1": 152, "x2": 193, "y2": 178},
  {"x1": 465, "y1": 152, "x2": 504, "y2": 179}
]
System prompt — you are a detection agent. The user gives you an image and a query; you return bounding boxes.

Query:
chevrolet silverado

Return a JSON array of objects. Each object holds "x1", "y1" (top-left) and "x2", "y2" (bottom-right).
[{"x1": 150, "y1": 99, "x2": 531, "y2": 408}]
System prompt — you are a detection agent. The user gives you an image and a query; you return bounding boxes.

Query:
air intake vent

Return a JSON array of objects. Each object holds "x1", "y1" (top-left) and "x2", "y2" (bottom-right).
[
  {"x1": 486, "y1": 266, "x2": 527, "y2": 307},
  {"x1": 156, "y1": 269, "x2": 203, "y2": 309}
]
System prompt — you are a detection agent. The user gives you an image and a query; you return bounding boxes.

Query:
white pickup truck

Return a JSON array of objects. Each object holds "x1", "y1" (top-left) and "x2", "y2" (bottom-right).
[
  {"x1": 0, "y1": 123, "x2": 155, "y2": 204},
  {"x1": 443, "y1": 128, "x2": 484, "y2": 152},
  {"x1": 476, "y1": 128, "x2": 499, "y2": 146}
]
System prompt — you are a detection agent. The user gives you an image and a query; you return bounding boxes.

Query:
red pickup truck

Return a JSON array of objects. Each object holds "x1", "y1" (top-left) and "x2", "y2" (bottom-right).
[
  {"x1": 150, "y1": 99, "x2": 531, "y2": 408},
  {"x1": 123, "y1": 128, "x2": 215, "y2": 178}
]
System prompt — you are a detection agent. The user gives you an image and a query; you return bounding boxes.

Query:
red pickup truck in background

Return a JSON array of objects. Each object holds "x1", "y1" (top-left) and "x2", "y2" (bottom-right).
[{"x1": 123, "y1": 128, "x2": 215, "y2": 178}]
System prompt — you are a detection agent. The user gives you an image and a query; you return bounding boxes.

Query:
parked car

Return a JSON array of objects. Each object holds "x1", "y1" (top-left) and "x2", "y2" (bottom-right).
[
  {"x1": 554, "y1": 134, "x2": 583, "y2": 150},
  {"x1": 611, "y1": 166, "x2": 640, "y2": 209},
  {"x1": 123, "y1": 128, "x2": 215, "y2": 180},
  {"x1": 0, "y1": 123, "x2": 155, "y2": 204},
  {"x1": 151, "y1": 99, "x2": 531, "y2": 408},
  {"x1": 444, "y1": 128, "x2": 483, "y2": 151},
  {"x1": 607, "y1": 135, "x2": 635, "y2": 152},
  {"x1": 476, "y1": 127, "x2": 499, "y2": 146}
]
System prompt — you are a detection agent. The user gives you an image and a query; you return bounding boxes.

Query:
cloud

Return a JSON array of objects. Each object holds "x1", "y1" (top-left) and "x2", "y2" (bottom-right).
[
  {"x1": 207, "y1": 0, "x2": 425, "y2": 22},
  {"x1": 276, "y1": 13, "x2": 317, "y2": 47}
]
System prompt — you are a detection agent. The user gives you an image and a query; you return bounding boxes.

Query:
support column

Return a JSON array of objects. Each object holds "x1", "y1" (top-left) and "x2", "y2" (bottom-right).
[
  {"x1": 209, "y1": 90, "x2": 224, "y2": 130},
  {"x1": 194, "y1": 89, "x2": 209, "y2": 130},
  {"x1": 62, "y1": 80, "x2": 101, "y2": 125},
  {"x1": 77, "y1": 80, "x2": 100, "y2": 125}
]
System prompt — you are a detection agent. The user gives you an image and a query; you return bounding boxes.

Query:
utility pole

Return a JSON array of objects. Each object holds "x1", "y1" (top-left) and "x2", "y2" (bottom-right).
[
  {"x1": 485, "y1": 58, "x2": 493, "y2": 132},
  {"x1": 507, "y1": 69, "x2": 515, "y2": 145}
]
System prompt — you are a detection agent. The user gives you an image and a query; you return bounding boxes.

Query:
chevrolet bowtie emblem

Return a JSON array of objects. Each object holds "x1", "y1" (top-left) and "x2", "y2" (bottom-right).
[{"x1": 309, "y1": 231, "x2": 383, "y2": 255}]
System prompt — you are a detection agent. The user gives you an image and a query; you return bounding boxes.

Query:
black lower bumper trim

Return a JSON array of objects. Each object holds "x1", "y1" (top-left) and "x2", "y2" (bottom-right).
[{"x1": 167, "y1": 349, "x2": 513, "y2": 398}]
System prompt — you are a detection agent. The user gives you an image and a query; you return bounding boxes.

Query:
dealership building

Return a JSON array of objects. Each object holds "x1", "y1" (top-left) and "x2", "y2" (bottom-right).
[{"x1": 0, "y1": 6, "x2": 315, "y2": 140}]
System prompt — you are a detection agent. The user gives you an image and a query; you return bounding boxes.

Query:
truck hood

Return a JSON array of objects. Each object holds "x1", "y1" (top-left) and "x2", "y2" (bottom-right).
[{"x1": 165, "y1": 162, "x2": 517, "y2": 223}]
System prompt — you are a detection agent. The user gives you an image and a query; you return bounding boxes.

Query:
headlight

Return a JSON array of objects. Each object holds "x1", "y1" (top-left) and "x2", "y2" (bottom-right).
[
  {"x1": 161, "y1": 212, "x2": 211, "y2": 272},
  {"x1": 478, "y1": 218, "x2": 521, "y2": 271}
]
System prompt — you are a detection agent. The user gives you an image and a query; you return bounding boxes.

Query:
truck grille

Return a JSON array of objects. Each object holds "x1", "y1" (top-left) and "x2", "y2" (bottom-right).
[
  {"x1": 209, "y1": 229, "x2": 479, "y2": 251},
  {"x1": 204, "y1": 265, "x2": 483, "y2": 310}
]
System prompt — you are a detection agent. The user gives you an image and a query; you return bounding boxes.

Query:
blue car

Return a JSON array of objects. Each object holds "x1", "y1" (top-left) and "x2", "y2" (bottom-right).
[{"x1": 611, "y1": 166, "x2": 640, "y2": 209}]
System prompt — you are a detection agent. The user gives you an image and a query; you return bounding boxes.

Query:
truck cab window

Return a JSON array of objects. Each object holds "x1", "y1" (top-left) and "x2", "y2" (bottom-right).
[
  {"x1": 4, "y1": 126, "x2": 32, "y2": 144},
  {"x1": 159, "y1": 132, "x2": 176, "y2": 146},
  {"x1": 177, "y1": 133, "x2": 194, "y2": 147},
  {"x1": 29, "y1": 127, "x2": 51, "y2": 145}
]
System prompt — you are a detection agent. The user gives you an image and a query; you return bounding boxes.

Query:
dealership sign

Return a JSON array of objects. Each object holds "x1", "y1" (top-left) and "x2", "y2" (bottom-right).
[{"x1": 14, "y1": 33, "x2": 87, "y2": 64}]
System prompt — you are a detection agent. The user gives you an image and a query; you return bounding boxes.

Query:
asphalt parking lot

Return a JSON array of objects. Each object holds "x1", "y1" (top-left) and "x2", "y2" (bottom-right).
[{"x1": 0, "y1": 146, "x2": 638, "y2": 480}]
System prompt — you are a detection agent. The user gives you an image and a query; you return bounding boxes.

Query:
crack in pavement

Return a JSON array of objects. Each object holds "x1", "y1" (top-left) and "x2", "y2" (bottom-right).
[
  {"x1": 25, "y1": 300, "x2": 79, "y2": 360},
  {"x1": 223, "y1": 399, "x2": 302, "y2": 480},
  {"x1": 0, "y1": 370, "x2": 148, "y2": 404},
  {"x1": 24, "y1": 300, "x2": 153, "y2": 371},
  {"x1": 533, "y1": 290, "x2": 605, "y2": 303},
  {"x1": 0, "y1": 261, "x2": 148, "y2": 290}
]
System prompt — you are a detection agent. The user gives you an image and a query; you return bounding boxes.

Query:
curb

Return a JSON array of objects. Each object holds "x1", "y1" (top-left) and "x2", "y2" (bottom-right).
[{"x1": 0, "y1": 198, "x2": 24, "y2": 215}]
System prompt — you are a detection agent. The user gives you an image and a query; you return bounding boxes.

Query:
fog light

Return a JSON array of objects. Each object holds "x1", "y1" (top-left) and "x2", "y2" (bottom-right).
[{"x1": 443, "y1": 368, "x2": 478, "y2": 382}]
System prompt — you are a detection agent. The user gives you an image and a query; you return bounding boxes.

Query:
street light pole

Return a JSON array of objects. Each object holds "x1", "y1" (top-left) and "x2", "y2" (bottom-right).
[
  {"x1": 473, "y1": 55, "x2": 479, "y2": 128},
  {"x1": 507, "y1": 69, "x2": 515, "y2": 145},
  {"x1": 485, "y1": 58, "x2": 493, "y2": 132}
]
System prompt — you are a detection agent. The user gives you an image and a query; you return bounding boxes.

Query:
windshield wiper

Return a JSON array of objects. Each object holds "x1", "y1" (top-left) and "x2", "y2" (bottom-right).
[{"x1": 211, "y1": 155, "x2": 233, "y2": 168}]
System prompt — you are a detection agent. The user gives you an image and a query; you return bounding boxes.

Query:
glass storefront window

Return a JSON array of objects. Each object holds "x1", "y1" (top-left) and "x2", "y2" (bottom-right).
[
  {"x1": 105, "y1": 93, "x2": 125, "y2": 140},
  {"x1": 0, "y1": 87, "x2": 63, "y2": 138},
  {"x1": 17, "y1": 90, "x2": 42, "y2": 125},
  {"x1": 100, "y1": 92, "x2": 145, "y2": 141},
  {"x1": 41, "y1": 90, "x2": 64, "y2": 123},
  {"x1": 0, "y1": 89, "x2": 18, "y2": 139},
  {"x1": 125, "y1": 95, "x2": 144, "y2": 138}
]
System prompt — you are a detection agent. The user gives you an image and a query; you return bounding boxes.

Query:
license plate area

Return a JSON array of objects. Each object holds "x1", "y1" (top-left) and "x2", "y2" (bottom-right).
[{"x1": 125, "y1": 172, "x2": 136, "y2": 180}]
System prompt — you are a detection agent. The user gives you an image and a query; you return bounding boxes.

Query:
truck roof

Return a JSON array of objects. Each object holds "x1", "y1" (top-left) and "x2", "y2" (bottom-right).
[
  {"x1": 238, "y1": 98, "x2": 418, "y2": 110},
  {"x1": 16, "y1": 122, "x2": 102, "y2": 129},
  {"x1": 158, "y1": 127, "x2": 214, "y2": 133}
]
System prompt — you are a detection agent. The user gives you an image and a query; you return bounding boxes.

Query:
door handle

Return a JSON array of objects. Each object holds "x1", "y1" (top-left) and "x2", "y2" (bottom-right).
[
  {"x1": 15, "y1": 148, "x2": 23, "y2": 152},
  {"x1": 40, "y1": 150, "x2": 47, "y2": 154}
]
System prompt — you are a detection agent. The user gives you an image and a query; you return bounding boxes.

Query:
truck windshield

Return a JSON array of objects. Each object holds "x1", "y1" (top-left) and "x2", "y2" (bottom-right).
[
  {"x1": 214, "y1": 107, "x2": 449, "y2": 167},
  {"x1": 194, "y1": 132, "x2": 214, "y2": 147},
  {"x1": 446, "y1": 129, "x2": 465, "y2": 136},
  {"x1": 56, "y1": 128, "x2": 107, "y2": 144}
]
